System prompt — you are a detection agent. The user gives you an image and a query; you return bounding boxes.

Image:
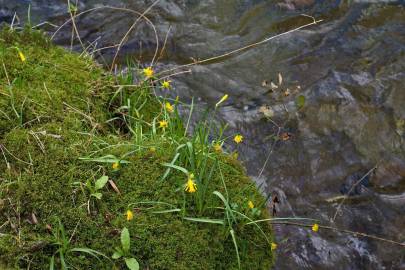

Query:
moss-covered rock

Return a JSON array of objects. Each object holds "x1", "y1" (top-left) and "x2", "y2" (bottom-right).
[{"x1": 0, "y1": 28, "x2": 274, "y2": 269}]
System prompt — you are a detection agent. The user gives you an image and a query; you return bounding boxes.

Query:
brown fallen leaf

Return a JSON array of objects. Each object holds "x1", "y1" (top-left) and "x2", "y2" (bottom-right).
[
  {"x1": 109, "y1": 180, "x2": 121, "y2": 195},
  {"x1": 270, "y1": 81, "x2": 278, "y2": 90},
  {"x1": 259, "y1": 105, "x2": 274, "y2": 118},
  {"x1": 280, "y1": 132, "x2": 291, "y2": 141},
  {"x1": 30, "y1": 213, "x2": 38, "y2": 225}
]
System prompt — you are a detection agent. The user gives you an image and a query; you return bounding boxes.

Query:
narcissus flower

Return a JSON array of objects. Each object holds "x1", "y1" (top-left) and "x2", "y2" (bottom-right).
[
  {"x1": 234, "y1": 134, "x2": 243, "y2": 144},
  {"x1": 143, "y1": 66, "x2": 154, "y2": 78},
  {"x1": 18, "y1": 50, "x2": 26, "y2": 62},
  {"x1": 112, "y1": 162, "x2": 119, "y2": 170},
  {"x1": 126, "y1": 210, "x2": 134, "y2": 221},
  {"x1": 312, "y1": 223, "x2": 319, "y2": 232},
  {"x1": 159, "y1": 120, "x2": 168, "y2": 128},
  {"x1": 215, "y1": 94, "x2": 229, "y2": 108},
  {"x1": 271, "y1": 242, "x2": 277, "y2": 251},
  {"x1": 161, "y1": 79, "x2": 172, "y2": 89},
  {"x1": 165, "y1": 102, "x2": 174, "y2": 113},
  {"x1": 184, "y1": 173, "x2": 197, "y2": 193},
  {"x1": 248, "y1": 200, "x2": 254, "y2": 209}
]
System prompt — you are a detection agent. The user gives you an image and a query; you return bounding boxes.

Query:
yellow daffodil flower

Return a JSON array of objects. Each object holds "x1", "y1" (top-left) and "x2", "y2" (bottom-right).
[
  {"x1": 112, "y1": 162, "x2": 119, "y2": 170},
  {"x1": 271, "y1": 242, "x2": 277, "y2": 251},
  {"x1": 126, "y1": 210, "x2": 134, "y2": 221},
  {"x1": 248, "y1": 200, "x2": 254, "y2": 209},
  {"x1": 234, "y1": 134, "x2": 243, "y2": 144},
  {"x1": 161, "y1": 79, "x2": 172, "y2": 89},
  {"x1": 184, "y1": 173, "x2": 197, "y2": 193},
  {"x1": 143, "y1": 66, "x2": 154, "y2": 78},
  {"x1": 215, "y1": 94, "x2": 229, "y2": 108},
  {"x1": 165, "y1": 102, "x2": 174, "y2": 113},
  {"x1": 18, "y1": 50, "x2": 26, "y2": 62},
  {"x1": 159, "y1": 120, "x2": 168, "y2": 129},
  {"x1": 312, "y1": 223, "x2": 319, "y2": 232}
]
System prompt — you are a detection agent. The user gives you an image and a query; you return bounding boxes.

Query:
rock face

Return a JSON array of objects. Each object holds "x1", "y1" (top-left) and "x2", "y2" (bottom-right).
[
  {"x1": 2, "y1": 1, "x2": 404, "y2": 269},
  {"x1": 277, "y1": 0, "x2": 315, "y2": 10}
]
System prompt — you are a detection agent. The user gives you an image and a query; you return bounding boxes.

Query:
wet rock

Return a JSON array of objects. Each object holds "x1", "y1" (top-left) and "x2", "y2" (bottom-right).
[
  {"x1": 277, "y1": 0, "x2": 315, "y2": 10},
  {"x1": 373, "y1": 157, "x2": 405, "y2": 190},
  {"x1": 0, "y1": 9, "x2": 14, "y2": 24}
]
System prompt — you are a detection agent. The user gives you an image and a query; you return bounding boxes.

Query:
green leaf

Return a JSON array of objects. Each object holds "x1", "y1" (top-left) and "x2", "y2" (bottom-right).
[
  {"x1": 95, "y1": 175, "x2": 109, "y2": 190},
  {"x1": 295, "y1": 95, "x2": 306, "y2": 109},
  {"x1": 124, "y1": 257, "x2": 140, "y2": 270},
  {"x1": 184, "y1": 217, "x2": 224, "y2": 225},
  {"x1": 85, "y1": 179, "x2": 92, "y2": 190},
  {"x1": 69, "y1": 247, "x2": 110, "y2": 261},
  {"x1": 79, "y1": 155, "x2": 130, "y2": 164},
  {"x1": 91, "y1": 192, "x2": 102, "y2": 200},
  {"x1": 152, "y1": 208, "x2": 181, "y2": 214},
  {"x1": 161, "y1": 152, "x2": 180, "y2": 181},
  {"x1": 68, "y1": 3, "x2": 78, "y2": 13},
  {"x1": 112, "y1": 251, "x2": 122, "y2": 259},
  {"x1": 60, "y1": 252, "x2": 67, "y2": 270},
  {"x1": 230, "y1": 229, "x2": 241, "y2": 269},
  {"x1": 49, "y1": 255, "x2": 55, "y2": 270},
  {"x1": 121, "y1": 227, "x2": 130, "y2": 253},
  {"x1": 213, "y1": 191, "x2": 236, "y2": 225},
  {"x1": 161, "y1": 163, "x2": 189, "y2": 175}
]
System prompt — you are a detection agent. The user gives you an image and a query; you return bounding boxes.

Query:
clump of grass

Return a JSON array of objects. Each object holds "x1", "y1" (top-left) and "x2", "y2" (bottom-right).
[{"x1": 0, "y1": 28, "x2": 274, "y2": 269}]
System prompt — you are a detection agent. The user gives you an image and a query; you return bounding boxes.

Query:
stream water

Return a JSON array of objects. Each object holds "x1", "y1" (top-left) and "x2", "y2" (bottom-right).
[{"x1": 1, "y1": 0, "x2": 405, "y2": 269}]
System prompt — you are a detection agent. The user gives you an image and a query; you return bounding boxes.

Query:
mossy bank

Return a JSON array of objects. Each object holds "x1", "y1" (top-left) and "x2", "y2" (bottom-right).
[{"x1": 0, "y1": 28, "x2": 274, "y2": 269}]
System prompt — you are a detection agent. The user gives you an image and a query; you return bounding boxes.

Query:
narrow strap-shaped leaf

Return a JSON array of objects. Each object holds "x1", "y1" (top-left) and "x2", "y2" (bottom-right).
[
  {"x1": 161, "y1": 152, "x2": 180, "y2": 181},
  {"x1": 161, "y1": 162, "x2": 189, "y2": 175},
  {"x1": 230, "y1": 229, "x2": 241, "y2": 269},
  {"x1": 184, "y1": 217, "x2": 224, "y2": 225}
]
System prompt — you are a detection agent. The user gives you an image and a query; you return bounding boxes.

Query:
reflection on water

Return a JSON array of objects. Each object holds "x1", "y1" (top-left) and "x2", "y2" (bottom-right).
[{"x1": 2, "y1": 1, "x2": 404, "y2": 269}]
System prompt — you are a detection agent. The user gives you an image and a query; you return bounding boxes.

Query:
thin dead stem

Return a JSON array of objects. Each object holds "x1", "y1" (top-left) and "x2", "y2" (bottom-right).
[
  {"x1": 258, "y1": 126, "x2": 282, "y2": 179},
  {"x1": 156, "y1": 25, "x2": 172, "y2": 63},
  {"x1": 110, "y1": 0, "x2": 161, "y2": 72},
  {"x1": 271, "y1": 221, "x2": 405, "y2": 248},
  {"x1": 67, "y1": 0, "x2": 85, "y2": 51},
  {"x1": 332, "y1": 164, "x2": 379, "y2": 222},
  {"x1": 112, "y1": 69, "x2": 192, "y2": 88},
  {"x1": 51, "y1": 6, "x2": 159, "y2": 67},
  {"x1": 0, "y1": 144, "x2": 33, "y2": 166},
  {"x1": 2, "y1": 61, "x2": 11, "y2": 86},
  {"x1": 158, "y1": 16, "x2": 323, "y2": 76}
]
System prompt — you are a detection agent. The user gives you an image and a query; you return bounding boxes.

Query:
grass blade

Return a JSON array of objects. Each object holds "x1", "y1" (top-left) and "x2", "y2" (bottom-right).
[
  {"x1": 69, "y1": 247, "x2": 110, "y2": 261},
  {"x1": 184, "y1": 217, "x2": 224, "y2": 225},
  {"x1": 152, "y1": 208, "x2": 181, "y2": 214},
  {"x1": 230, "y1": 229, "x2": 241, "y2": 269},
  {"x1": 161, "y1": 163, "x2": 189, "y2": 175}
]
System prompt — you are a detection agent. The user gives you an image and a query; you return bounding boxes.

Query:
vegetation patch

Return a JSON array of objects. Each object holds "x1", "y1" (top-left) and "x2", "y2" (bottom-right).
[{"x1": 0, "y1": 28, "x2": 274, "y2": 269}]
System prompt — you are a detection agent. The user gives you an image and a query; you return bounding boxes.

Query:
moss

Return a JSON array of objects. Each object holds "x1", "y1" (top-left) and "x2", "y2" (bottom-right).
[
  {"x1": 0, "y1": 28, "x2": 274, "y2": 269},
  {"x1": 0, "y1": 27, "x2": 111, "y2": 136}
]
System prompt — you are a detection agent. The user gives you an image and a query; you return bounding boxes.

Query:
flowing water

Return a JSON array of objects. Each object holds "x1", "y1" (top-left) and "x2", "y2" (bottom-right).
[{"x1": 1, "y1": 0, "x2": 405, "y2": 269}]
